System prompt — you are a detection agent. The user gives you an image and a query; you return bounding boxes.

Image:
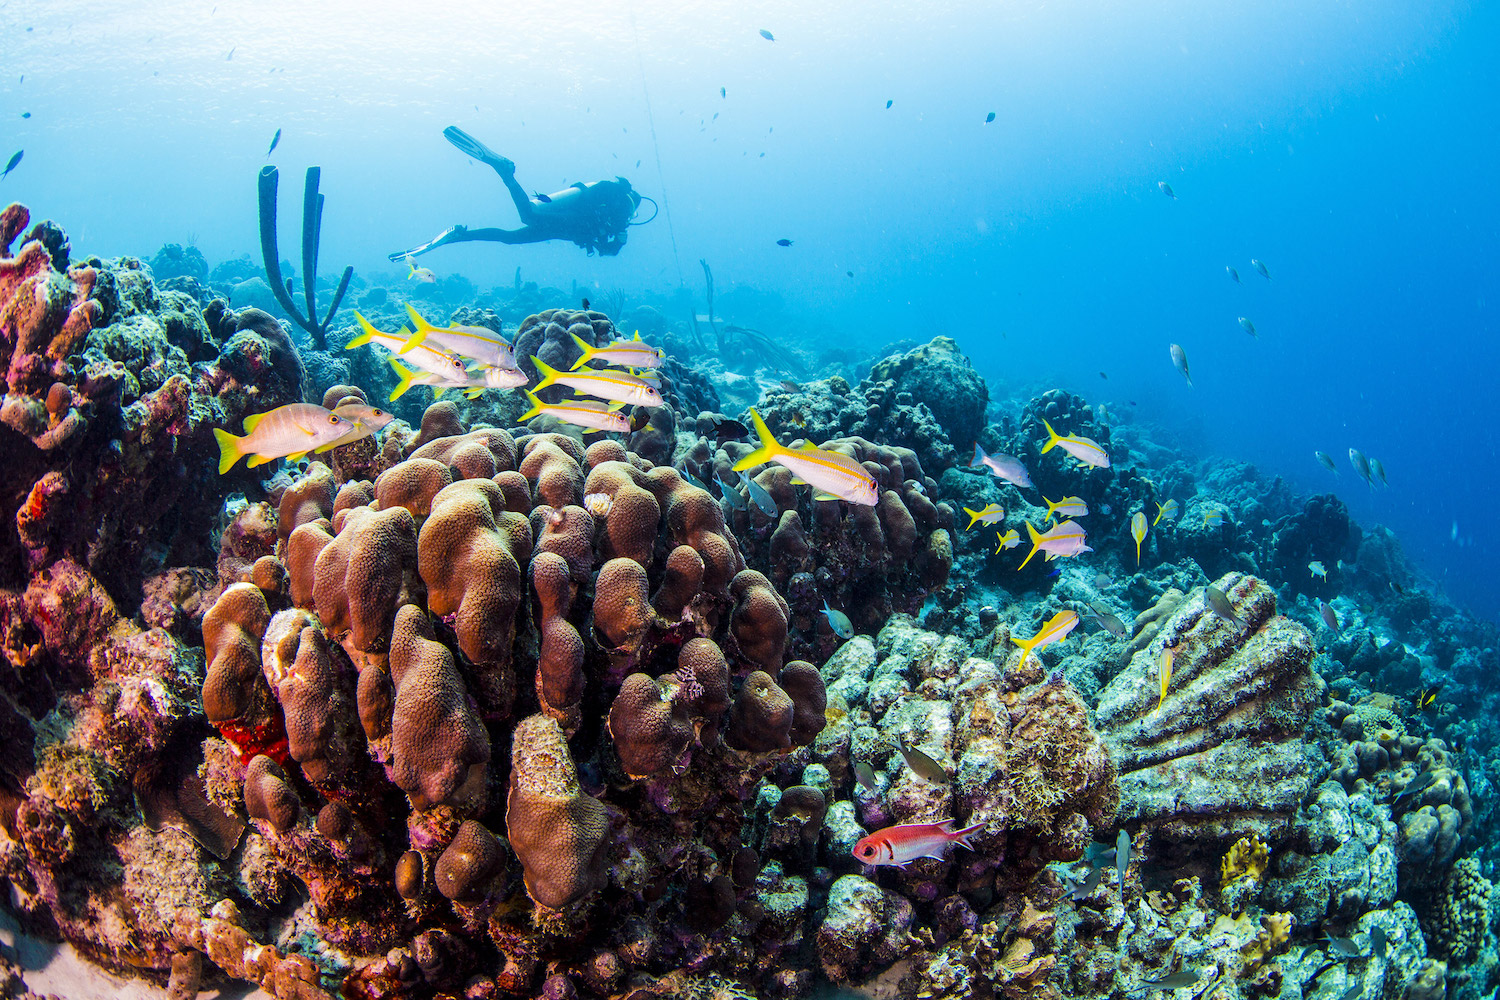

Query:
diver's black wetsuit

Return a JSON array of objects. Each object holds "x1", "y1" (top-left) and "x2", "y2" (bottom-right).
[{"x1": 388, "y1": 127, "x2": 642, "y2": 261}]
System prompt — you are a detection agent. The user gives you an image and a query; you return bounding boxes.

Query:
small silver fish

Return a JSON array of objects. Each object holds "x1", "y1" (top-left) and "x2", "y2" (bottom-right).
[
  {"x1": 1226, "y1": 266, "x2": 1240, "y2": 284},
  {"x1": 1170, "y1": 343, "x2": 1192, "y2": 387},
  {"x1": 897, "y1": 737, "x2": 949, "y2": 786},
  {"x1": 739, "y1": 470, "x2": 778, "y2": 516},
  {"x1": 1204, "y1": 585, "x2": 1244, "y2": 628},
  {"x1": 1068, "y1": 864, "x2": 1105, "y2": 900},
  {"x1": 1088, "y1": 605, "x2": 1128, "y2": 638},
  {"x1": 1238, "y1": 316, "x2": 1257, "y2": 338},
  {"x1": 1251, "y1": 258, "x2": 1271, "y2": 280},
  {"x1": 1158, "y1": 181, "x2": 1176, "y2": 199},
  {"x1": 1116, "y1": 828, "x2": 1130, "y2": 893},
  {"x1": 716, "y1": 473, "x2": 746, "y2": 510},
  {"x1": 1348, "y1": 448, "x2": 1372, "y2": 485},
  {"x1": 1322, "y1": 935, "x2": 1360, "y2": 958},
  {"x1": 1143, "y1": 971, "x2": 1202, "y2": 990},
  {"x1": 1316, "y1": 451, "x2": 1338, "y2": 473},
  {"x1": 1369, "y1": 457, "x2": 1388, "y2": 488},
  {"x1": 821, "y1": 600, "x2": 854, "y2": 639},
  {"x1": 1319, "y1": 600, "x2": 1339, "y2": 631},
  {"x1": 852, "y1": 759, "x2": 878, "y2": 793}
]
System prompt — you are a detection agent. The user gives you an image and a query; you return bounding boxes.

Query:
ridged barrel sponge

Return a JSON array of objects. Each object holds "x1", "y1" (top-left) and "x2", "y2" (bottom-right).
[
  {"x1": 201, "y1": 583, "x2": 281, "y2": 758},
  {"x1": 419, "y1": 479, "x2": 531, "y2": 717},
  {"x1": 389, "y1": 605, "x2": 490, "y2": 813},
  {"x1": 506, "y1": 714, "x2": 610, "y2": 910},
  {"x1": 1094, "y1": 572, "x2": 1326, "y2": 842},
  {"x1": 313, "y1": 505, "x2": 418, "y2": 670}
]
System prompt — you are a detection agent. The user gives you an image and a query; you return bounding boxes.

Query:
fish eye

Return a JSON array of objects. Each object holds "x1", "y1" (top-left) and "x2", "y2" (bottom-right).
[
  {"x1": 373, "y1": 409, "x2": 385, "y2": 417},
  {"x1": 328, "y1": 414, "x2": 339, "y2": 423}
]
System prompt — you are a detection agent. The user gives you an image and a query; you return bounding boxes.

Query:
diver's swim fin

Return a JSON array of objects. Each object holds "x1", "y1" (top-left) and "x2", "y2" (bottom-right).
[
  {"x1": 443, "y1": 126, "x2": 514, "y2": 174},
  {"x1": 386, "y1": 226, "x2": 465, "y2": 263}
]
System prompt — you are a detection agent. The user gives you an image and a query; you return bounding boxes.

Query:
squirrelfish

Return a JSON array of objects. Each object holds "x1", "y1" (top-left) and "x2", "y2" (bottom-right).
[
  {"x1": 530, "y1": 355, "x2": 662, "y2": 408},
  {"x1": 1131, "y1": 511, "x2": 1148, "y2": 564},
  {"x1": 1017, "y1": 520, "x2": 1092, "y2": 570},
  {"x1": 213, "y1": 404, "x2": 354, "y2": 474},
  {"x1": 1170, "y1": 344, "x2": 1192, "y2": 387},
  {"x1": 1155, "y1": 646, "x2": 1174, "y2": 714},
  {"x1": 1041, "y1": 419, "x2": 1109, "y2": 469},
  {"x1": 995, "y1": 528, "x2": 1020, "y2": 553},
  {"x1": 852, "y1": 819, "x2": 984, "y2": 868},
  {"x1": 1153, "y1": 499, "x2": 1179, "y2": 526},
  {"x1": 733, "y1": 408, "x2": 879, "y2": 506},
  {"x1": 821, "y1": 600, "x2": 854, "y2": 639},
  {"x1": 517, "y1": 390, "x2": 629, "y2": 433},
  {"x1": 400, "y1": 303, "x2": 515, "y2": 367},
  {"x1": 1043, "y1": 496, "x2": 1089, "y2": 522},
  {"x1": 1011, "y1": 610, "x2": 1079, "y2": 662},
  {"x1": 971, "y1": 443, "x2": 1033, "y2": 489},
  {"x1": 963, "y1": 503, "x2": 1005, "y2": 530},
  {"x1": 569, "y1": 330, "x2": 665, "y2": 370}
]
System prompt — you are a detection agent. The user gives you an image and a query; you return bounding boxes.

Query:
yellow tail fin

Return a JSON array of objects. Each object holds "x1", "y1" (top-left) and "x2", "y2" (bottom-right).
[
  {"x1": 400, "y1": 303, "x2": 436, "y2": 351},
  {"x1": 963, "y1": 506, "x2": 985, "y2": 531},
  {"x1": 347, "y1": 312, "x2": 381, "y2": 350},
  {"x1": 531, "y1": 355, "x2": 563, "y2": 392},
  {"x1": 1039, "y1": 418, "x2": 1062, "y2": 454},
  {"x1": 213, "y1": 427, "x2": 244, "y2": 474},
  {"x1": 388, "y1": 357, "x2": 418, "y2": 401},
  {"x1": 1016, "y1": 521, "x2": 1045, "y2": 571},
  {"x1": 568, "y1": 332, "x2": 598, "y2": 371},
  {"x1": 731, "y1": 408, "x2": 783, "y2": 472},
  {"x1": 518, "y1": 390, "x2": 545, "y2": 423}
]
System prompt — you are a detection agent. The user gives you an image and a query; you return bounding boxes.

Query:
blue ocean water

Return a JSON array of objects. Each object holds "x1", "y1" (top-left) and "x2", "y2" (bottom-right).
[{"x1": 2, "y1": 0, "x2": 1495, "y2": 616}]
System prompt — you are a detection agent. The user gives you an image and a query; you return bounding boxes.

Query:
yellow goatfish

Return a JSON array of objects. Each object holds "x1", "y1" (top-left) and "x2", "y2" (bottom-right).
[
  {"x1": 569, "y1": 330, "x2": 665, "y2": 370},
  {"x1": 348, "y1": 312, "x2": 472, "y2": 387},
  {"x1": 1017, "y1": 519, "x2": 1092, "y2": 571},
  {"x1": 400, "y1": 303, "x2": 516, "y2": 368},
  {"x1": 963, "y1": 503, "x2": 1005, "y2": 530},
  {"x1": 1131, "y1": 511, "x2": 1148, "y2": 565},
  {"x1": 995, "y1": 528, "x2": 1020, "y2": 552},
  {"x1": 1011, "y1": 610, "x2": 1079, "y2": 663},
  {"x1": 1153, "y1": 499, "x2": 1179, "y2": 526},
  {"x1": 404, "y1": 256, "x2": 436, "y2": 282},
  {"x1": 213, "y1": 404, "x2": 354, "y2": 474},
  {"x1": 1155, "y1": 646, "x2": 1174, "y2": 714},
  {"x1": 1041, "y1": 419, "x2": 1110, "y2": 469},
  {"x1": 733, "y1": 408, "x2": 879, "y2": 506},
  {"x1": 517, "y1": 390, "x2": 629, "y2": 434},
  {"x1": 1042, "y1": 495, "x2": 1089, "y2": 522},
  {"x1": 531, "y1": 355, "x2": 663, "y2": 407}
]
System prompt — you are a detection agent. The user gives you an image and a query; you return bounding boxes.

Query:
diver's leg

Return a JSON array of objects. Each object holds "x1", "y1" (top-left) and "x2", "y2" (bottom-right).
[
  {"x1": 437, "y1": 225, "x2": 554, "y2": 247},
  {"x1": 496, "y1": 171, "x2": 542, "y2": 226},
  {"x1": 386, "y1": 224, "x2": 473, "y2": 262}
]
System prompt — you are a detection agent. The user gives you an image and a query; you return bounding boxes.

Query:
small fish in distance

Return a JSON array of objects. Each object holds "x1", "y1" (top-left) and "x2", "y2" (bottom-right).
[
  {"x1": 1226, "y1": 266, "x2": 1240, "y2": 283},
  {"x1": 1204, "y1": 585, "x2": 1244, "y2": 628},
  {"x1": 1017, "y1": 521, "x2": 1091, "y2": 571},
  {"x1": 1011, "y1": 610, "x2": 1079, "y2": 661},
  {"x1": 1170, "y1": 343, "x2": 1192, "y2": 386},
  {"x1": 1316, "y1": 451, "x2": 1338, "y2": 473},
  {"x1": 885, "y1": 99, "x2": 893, "y2": 109},
  {"x1": 1131, "y1": 512, "x2": 1148, "y2": 564},
  {"x1": 820, "y1": 600, "x2": 854, "y2": 639},
  {"x1": 1238, "y1": 316, "x2": 1257, "y2": 338},
  {"x1": 962, "y1": 503, "x2": 1005, "y2": 530},
  {"x1": 776, "y1": 238, "x2": 793, "y2": 247},
  {"x1": 1152, "y1": 499, "x2": 1179, "y2": 526},
  {"x1": 2, "y1": 150, "x2": 22, "y2": 180},
  {"x1": 985, "y1": 112, "x2": 996, "y2": 123},
  {"x1": 266, "y1": 127, "x2": 281, "y2": 158},
  {"x1": 1158, "y1": 181, "x2": 1176, "y2": 199},
  {"x1": 759, "y1": 28, "x2": 775, "y2": 40},
  {"x1": 971, "y1": 443, "x2": 1033, "y2": 488},
  {"x1": 1251, "y1": 258, "x2": 1271, "y2": 279}
]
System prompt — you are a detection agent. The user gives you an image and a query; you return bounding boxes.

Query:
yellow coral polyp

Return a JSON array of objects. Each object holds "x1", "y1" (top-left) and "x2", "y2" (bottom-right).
[{"x1": 1221, "y1": 834, "x2": 1270, "y2": 886}]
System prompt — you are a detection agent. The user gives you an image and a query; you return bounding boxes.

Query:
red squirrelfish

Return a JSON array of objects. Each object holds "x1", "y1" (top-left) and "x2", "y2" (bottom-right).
[
  {"x1": 852, "y1": 819, "x2": 985, "y2": 868},
  {"x1": 1017, "y1": 519, "x2": 1092, "y2": 570},
  {"x1": 1041, "y1": 419, "x2": 1110, "y2": 469}
]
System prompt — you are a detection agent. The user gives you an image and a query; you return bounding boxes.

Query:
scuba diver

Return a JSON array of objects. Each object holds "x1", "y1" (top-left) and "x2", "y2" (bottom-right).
[{"x1": 387, "y1": 127, "x2": 655, "y2": 262}]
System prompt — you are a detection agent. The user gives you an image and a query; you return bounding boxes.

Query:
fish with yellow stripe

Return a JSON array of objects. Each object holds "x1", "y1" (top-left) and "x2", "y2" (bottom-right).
[
  {"x1": 301, "y1": 402, "x2": 395, "y2": 457},
  {"x1": 994, "y1": 528, "x2": 1020, "y2": 552},
  {"x1": 398, "y1": 303, "x2": 516, "y2": 367},
  {"x1": 1011, "y1": 610, "x2": 1079, "y2": 663},
  {"x1": 531, "y1": 355, "x2": 662, "y2": 407},
  {"x1": 1040, "y1": 419, "x2": 1110, "y2": 469},
  {"x1": 1131, "y1": 511, "x2": 1148, "y2": 565},
  {"x1": 388, "y1": 356, "x2": 528, "y2": 402},
  {"x1": 962, "y1": 503, "x2": 1005, "y2": 530},
  {"x1": 517, "y1": 390, "x2": 629, "y2": 433},
  {"x1": 1017, "y1": 519, "x2": 1092, "y2": 570},
  {"x1": 569, "y1": 330, "x2": 665, "y2": 370},
  {"x1": 213, "y1": 404, "x2": 354, "y2": 474},
  {"x1": 347, "y1": 312, "x2": 472, "y2": 388},
  {"x1": 1042, "y1": 496, "x2": 1089, "y2": 522},
  {"x1": 732, "y1": 408, "x2": 879, "y2": 506}
]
